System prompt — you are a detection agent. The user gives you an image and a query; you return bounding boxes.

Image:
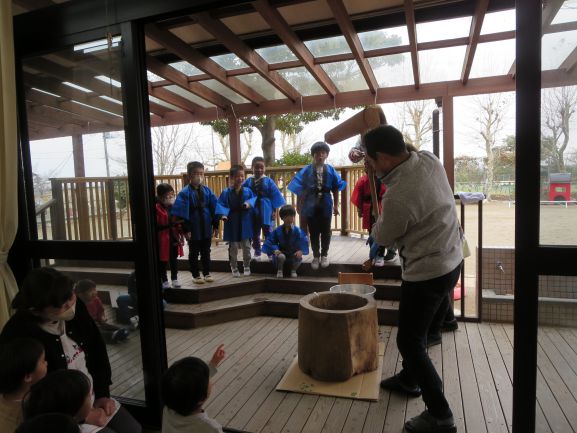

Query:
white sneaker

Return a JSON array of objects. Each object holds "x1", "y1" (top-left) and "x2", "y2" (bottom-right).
[
  {"x1": 253, "y1": 255, "x2": 262, "y2": 262},
  {"x1": 244, "y1": 269, "x2": 251, "y2": 277},
  {"x1": 291, "y1": 270, "x2": 298, "y2": 278},
  {"x1": 161, "y1": 281, "x2": 170, "y2": 289},
  {"x1": 232, "y1": 269, "x2": 241, "y2": 278},
  {"x1": 311, "y1": 257, "x2": 320, "y2": 270},
  {"x1": 171, "y1": 279, "x2": 181, "y2": 288},
  {"x1": 193, "y1": 276, "x2": 204, "y2": 284},
  {"x1": 374, "y1": 257, "x2": 385, "y2": 267},
  {"x1": 276, "y1": 270, "x2": 284, "y2": 278},
  {"x1": 129, "y1": 316, "x2": 139, "y2": 330},
  {"x1": 204, "y1": 274, "x2": 214, "y2": 282},
  {"x1": 320, "y1": 256, "x2": 330, "y2": 268}
]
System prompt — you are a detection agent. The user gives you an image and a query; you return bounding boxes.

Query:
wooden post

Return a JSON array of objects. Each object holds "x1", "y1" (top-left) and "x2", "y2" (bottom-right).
[
  {"x1": 106, "y1": 179, "x2": 118, "y2": 240},
  {"x1": 72, "y1": 134, "x2": 91, "y2": 240},
  {"x1": 50, "y1": 179, "x2": 66, "y2": 240},
  {"x1": 442, "y1": 95, "x2": 455, "y2": 191},
  {"x1": 340, "y1": 168, "x2": 348, "y2": 235},
  {"x1": 229, "y1": 117, "x2": 241, "y2": 165}
]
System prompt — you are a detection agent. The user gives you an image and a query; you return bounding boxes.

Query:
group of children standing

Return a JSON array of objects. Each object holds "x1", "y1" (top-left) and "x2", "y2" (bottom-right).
[
  {"x1": 154, "y1": 142, "x2": 334, "y2": 284},
  {"x1": 155, "y1": 140, "x2": 393, "y2": 286}
]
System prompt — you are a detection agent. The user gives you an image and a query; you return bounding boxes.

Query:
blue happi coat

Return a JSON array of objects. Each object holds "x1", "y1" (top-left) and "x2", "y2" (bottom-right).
[
  {"x1": 288, "y1": 164, "x2": 346, "y2": 218},
  {"x1": 263, "y1": 225, "x2": 309, "y2": 257},
  {"x1": 243, "y1": 176, "x2": 286, "y2": 225},
  {"x1": 216, "y1": 187, "x2": 257, "y2": 242},
  {"x1": 171, "y1": 184, "x2": 217, "y2": 241}
]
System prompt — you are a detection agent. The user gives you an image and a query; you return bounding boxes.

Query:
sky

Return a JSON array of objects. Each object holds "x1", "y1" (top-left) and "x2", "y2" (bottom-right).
[{"x1": 27, "y1": 6, "x2": 577, "y2": 182}]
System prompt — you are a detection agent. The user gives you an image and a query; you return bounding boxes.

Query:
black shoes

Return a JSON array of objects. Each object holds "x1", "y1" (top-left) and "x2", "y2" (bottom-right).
[
  {"x1": 405, "y1": 410, "x2": 457, "y2": 433},
  {"x1": 426, "y1": 334, "x2": 442, "y2": 348},
  {"x1": 441, "y1": 319, "x2": 459, "y2": 332},
  {"x1": 383, "y1": 248, "x2": 397, "y2": 262},
  {"x1": 380, "y1": 373, "x2": 422, "y2": 397}
]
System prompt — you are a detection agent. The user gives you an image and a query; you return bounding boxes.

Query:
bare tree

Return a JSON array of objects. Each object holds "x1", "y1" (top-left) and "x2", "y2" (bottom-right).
[
  {"x1": 396, "y1": 99, "x2": 435, "y2": 150},
  {"x1": 542, "y1": 86, "x2": 577, "y2": 172},
  {"x1": 151, "y1": 124, "x2": 196, "y2": 175},
  {"x1": 475, "y1": 93, "x2": 510, "y2": 200}
]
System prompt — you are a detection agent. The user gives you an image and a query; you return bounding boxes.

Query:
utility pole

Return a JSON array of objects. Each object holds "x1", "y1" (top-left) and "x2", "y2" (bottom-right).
[{"x1": 102, "y1": 132, "x2": 111, "y2": 177}]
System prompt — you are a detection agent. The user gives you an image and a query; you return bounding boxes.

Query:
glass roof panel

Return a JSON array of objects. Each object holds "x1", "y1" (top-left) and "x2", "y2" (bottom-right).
[
  {"x1": 359, "y1": 26, "x2": 409, "y2": 50},
  {"x1": 149, "y1": 95, "x2": 182, "y2": 111},
  {"x1": 552, "y1": 0, "x2": 577, "y2": 25},
  {"x1": 480, "y1": 9, "x2": 515, "y2": 35},
  {"x1": 369, "y1": 53, "x2": 414, "y2": 87},
  {"x1": 469, "y1": 39, "x2": 516, "y2": 79},
  {"x1": 304, "y1": 36, "x2": 351, "y2": 58},
  {"x1": 419, "y1": 46, "x2": 467, "y2": 83},
  {"x1": 321, "y1": 61, "x2": 369, "y2": 92},
  {"x1": 169, "y1": 61, "x2": 203, "y2": 76},
  {"x1": 277, "y1": 67, "x2": 326, "y2": 96},
  {"x1": 147, "y1": 71, "x2": 164, "y2": 82},
  {"x1": 210, "y1": 53, "x2": 248, "y2": 70},
  {"x1": 201, "y1": 80, "x2": 249, "y2": 104},
  {"x1": 255, "y1": 45, "x2": 298, "y2": 64},
  {"x1": 417, "y1": 16, "x2": 472, "y2": 43},
  {"x1": 165, "y1": 85, "x2": 216, "y2": 108},
  {"x1": 542, "y1": 30, "x2": 577, "y2": 70},
  {"x1": 95, "y1": 75, "x2": 121, "y2": 88},
  {"x1": 235, "y1": 74, "x2": 286, "y2": 100}
]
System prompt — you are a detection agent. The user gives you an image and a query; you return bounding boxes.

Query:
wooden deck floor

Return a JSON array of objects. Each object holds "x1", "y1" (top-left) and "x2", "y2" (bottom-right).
[{"x1": 107, "y1": 318, "x2": 577, "y2": 433}]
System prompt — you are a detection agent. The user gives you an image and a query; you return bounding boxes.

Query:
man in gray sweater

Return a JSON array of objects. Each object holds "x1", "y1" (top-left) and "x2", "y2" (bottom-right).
[{"x1": 364, "y1": 125, "x2": 462, "y2": 433}]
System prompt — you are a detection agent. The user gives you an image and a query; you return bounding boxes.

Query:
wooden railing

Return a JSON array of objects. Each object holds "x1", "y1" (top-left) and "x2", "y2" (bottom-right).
[{"x1": 45, "y1": 166, "x2": 369, "y2": 241}]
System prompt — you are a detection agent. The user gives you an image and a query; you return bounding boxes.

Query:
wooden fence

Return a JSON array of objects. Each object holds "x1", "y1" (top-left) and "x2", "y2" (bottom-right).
[{"x1": 36, "y1": 166, "x2": 369, "y2": 241}]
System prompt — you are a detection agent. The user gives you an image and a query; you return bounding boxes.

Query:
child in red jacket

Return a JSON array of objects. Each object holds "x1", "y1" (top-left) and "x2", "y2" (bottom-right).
[{"x1": 156, "y1": 184, "x2": 184, "y2": 289}]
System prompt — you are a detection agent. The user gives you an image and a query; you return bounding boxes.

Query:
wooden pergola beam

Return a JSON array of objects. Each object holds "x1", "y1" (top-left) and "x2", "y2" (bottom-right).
[
  {"x1": 147, "y1": 83, "x2": 203, "y2": 113},
  {"x1": 24, "y1": 72, "x2": 124, "y2": 117},
  {"x1": 194, "y1": 11, "x2": 301, "y2": 102},
  {"x1": 146, "y1": 55, "x2": 232, "y2": 108},
  {"x1": 145, "y1": 24, "x2": 266, "y2": 105},
  {"x1": 25, "y1": 88, "x2": 124, "y2": 127},
  {"x1": 252, "y1": 0, "x2": 338, "y2": 97},
  {"x1": 404, "y1": 0, "x2": 420, "y2": 89},
  {"x1": 461, "y1": 0, "x2": 489, "y2": 84},
  {"x1": 326, "y1": 0, "x2": 378, "y2": 94}
]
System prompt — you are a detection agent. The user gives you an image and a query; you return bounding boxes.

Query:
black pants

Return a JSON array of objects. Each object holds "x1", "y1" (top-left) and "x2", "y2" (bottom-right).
[
  {"x1": 159, "y1": 243, "x2": 179, "y2": 282},
  {"x1": 397, "y1": 262, "x2": 462, "y2": 419},
  {"x1": 307, "y1": 206, "x2": 332, "y2": 257},
  {"x1": 189, "y1": 238, "x2": 212, "y2": 277}
]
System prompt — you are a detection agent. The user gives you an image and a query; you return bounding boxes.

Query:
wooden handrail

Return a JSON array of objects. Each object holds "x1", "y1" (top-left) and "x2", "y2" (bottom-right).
[{"x1": 35, "y1": 198, "x2": 56, "y2": 215}]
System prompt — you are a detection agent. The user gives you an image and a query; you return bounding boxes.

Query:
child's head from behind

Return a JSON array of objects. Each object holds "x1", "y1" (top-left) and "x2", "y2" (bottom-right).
[
  {"x1": 279, "y1": 205, "x2": 296, "y2": 226},
  {"x1": 23, "y1": 369, "x2": 92, "y2": 423},
  {"x1": 157, "y1": 183, "x2": 175, "y2": 207},
  {"x1": 0, "y1": 338, "x2": 47, "y2": 396},
  {"x1": 74, "y1": 279, "x2": 97, "y2": 304},
  {"x1": 251, "y1": 157, "x2": 265, "y2": 178},
  {"x1": 187, "y1": 161, "x2": 205, "y2": 186},
  {"x1": 310, "y1": 142, "x2": 330, "y2": 166},
  {"x1": 161, "y1": 357, "x2": 210, "y2": 416},
  {"x1": 229, "y1": 165, "x2": 245, "y2": 189},
  {"x1": 16, "y1": 413, "x2": 80, "y2": 433}
]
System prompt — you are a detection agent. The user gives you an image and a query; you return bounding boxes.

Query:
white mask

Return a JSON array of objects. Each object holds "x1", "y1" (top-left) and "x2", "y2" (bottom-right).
[{"x1": 163, "y1": 197, "x2": 175, "y2": 206}]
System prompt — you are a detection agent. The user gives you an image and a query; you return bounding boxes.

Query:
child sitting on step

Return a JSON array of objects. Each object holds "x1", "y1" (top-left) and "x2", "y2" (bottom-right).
[{"x1": 263, "y1": 205, "x2": 309, "y2": 278}]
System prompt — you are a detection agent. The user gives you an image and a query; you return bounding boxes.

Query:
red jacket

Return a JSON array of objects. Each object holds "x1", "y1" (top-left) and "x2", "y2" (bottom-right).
[
  {"x1": 351, "y1": 174, "x2": 386, "y2": 230},
  {"x1": 156, "y1": 202, "x2": 184, "y2": 262}
]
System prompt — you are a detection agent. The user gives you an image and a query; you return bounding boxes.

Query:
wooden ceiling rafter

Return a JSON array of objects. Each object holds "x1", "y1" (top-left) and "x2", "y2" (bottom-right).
[
  {"x1": 24, "y1": 72, "x2": 124, "y2": 117},
  {"x1": 146, "y1": 54, "x2": 232, "y2": 108},
  {"x1": 145, "y1": 24, "x2": 266, "y2": 105},
  {"x1": 404, "y1": 0, "x2": 420, "y2": 89},
  {"x1": 193, "y1": 11, "x2": 301, "y2": 102},
  {"x1": 326, "y1": 0, "x2": 378, "y2": 94},
  {"x1": 461, "y1": 0, "x2": 490, "y2": 84},
  {"x1": 147, "y1": 83, "x2": 203, "y2": 113},
  {"x1": 252, "y1": 0, "x2": 338, "y2": 97}
]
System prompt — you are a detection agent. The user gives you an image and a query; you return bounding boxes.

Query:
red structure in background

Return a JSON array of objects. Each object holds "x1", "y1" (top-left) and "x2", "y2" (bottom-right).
[{"x1": 548, "y1": 173, "x2": 572, "y2": 201}]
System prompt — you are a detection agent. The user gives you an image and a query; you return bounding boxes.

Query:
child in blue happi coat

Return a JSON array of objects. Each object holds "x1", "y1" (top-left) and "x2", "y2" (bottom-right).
[
  {"x1": 216, "y1": 165, "x2": 257, "y2": 277},
  {"x1": 243, "y1": 156, "x2": 286, "y2": 261},
  {"x1": 171, "y1": 162, "x2": 219, "y2": 284},
  {"x1": 263, "y1": 205, "x2": 309, "y2": 278},
  {"x1": 288, "y1": 142, "x2": 346, "y2": 270}
]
